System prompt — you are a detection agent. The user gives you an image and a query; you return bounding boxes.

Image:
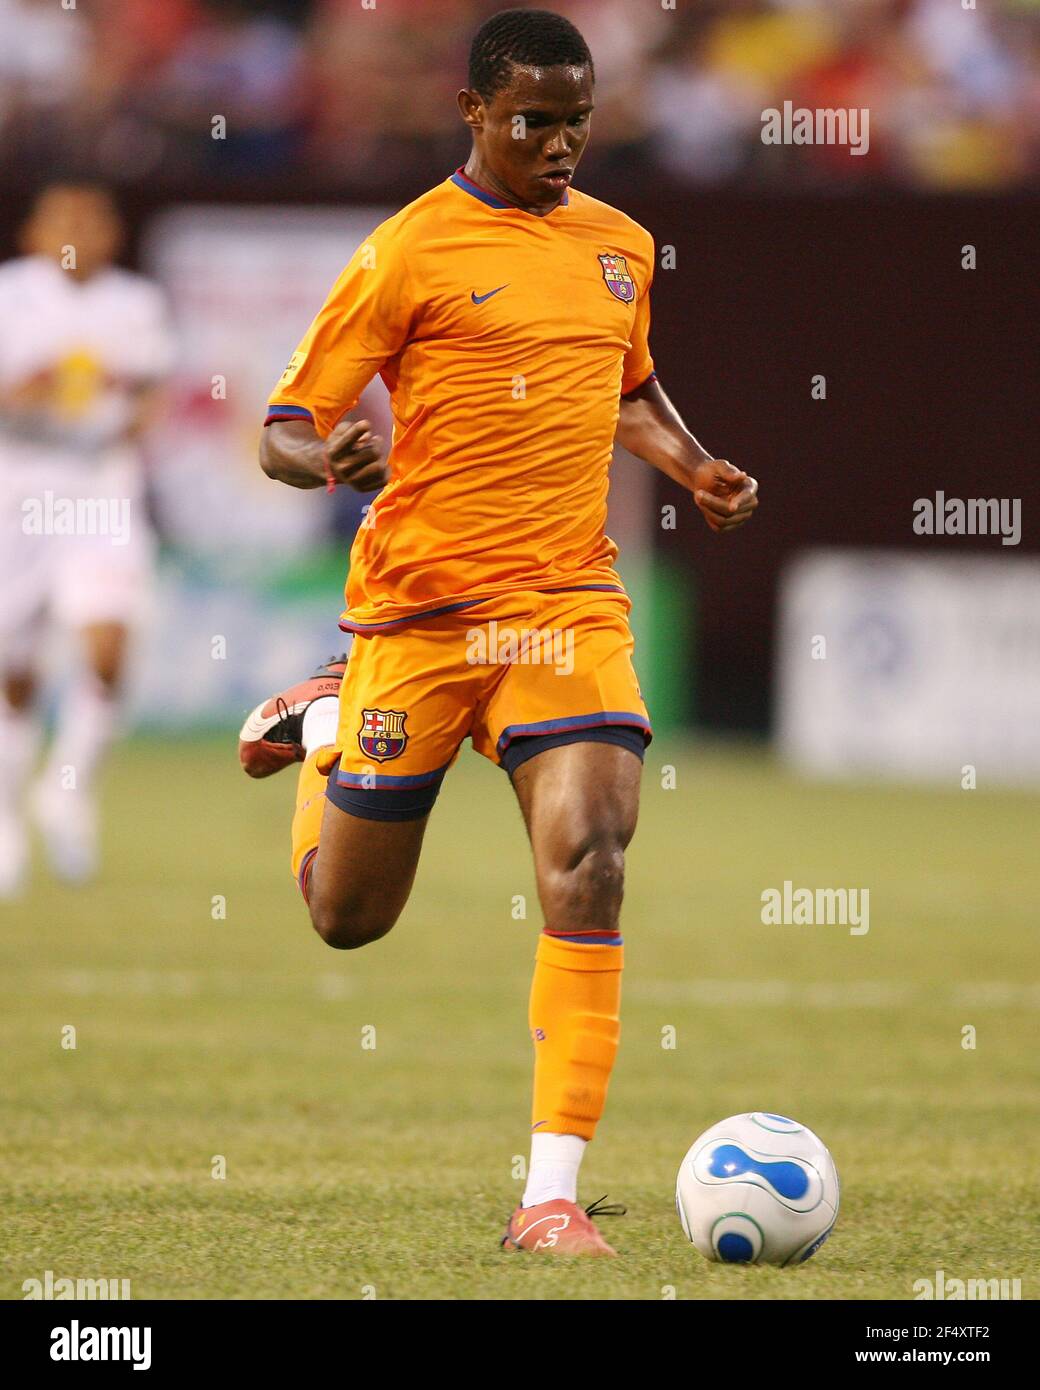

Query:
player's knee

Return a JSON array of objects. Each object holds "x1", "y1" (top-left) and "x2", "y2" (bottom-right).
[
  {"x1": 547, "y1": 832, "x2": 627, "y2": 924},
  {"x1": 308, "y1": 893, "x2": 398, "y2": 951}
]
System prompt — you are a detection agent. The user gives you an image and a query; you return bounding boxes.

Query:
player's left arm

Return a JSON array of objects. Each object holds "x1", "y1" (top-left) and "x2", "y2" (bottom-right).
[{"x1": 616, "y1": 376, "x2": 758, "y2": 534}]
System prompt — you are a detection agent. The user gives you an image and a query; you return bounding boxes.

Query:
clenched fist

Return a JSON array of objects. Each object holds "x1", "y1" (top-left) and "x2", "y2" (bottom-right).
[
  {"x1": 691, "y1": 459, "x2": 759, "y2": 533},
  {"x1": 324, "y1": 418, "x2": 388, "y2": 492}
]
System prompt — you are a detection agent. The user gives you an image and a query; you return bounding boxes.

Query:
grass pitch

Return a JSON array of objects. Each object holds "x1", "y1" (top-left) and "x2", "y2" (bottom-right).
[{"x1": 2, "y1": 737, "x2": 1037, "y2": 1300}]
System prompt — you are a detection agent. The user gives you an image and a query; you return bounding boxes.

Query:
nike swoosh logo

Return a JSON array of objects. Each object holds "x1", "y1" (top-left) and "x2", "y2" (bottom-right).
[{"x1": 471, "y1": 285, "x2": 509, "y2": 304}]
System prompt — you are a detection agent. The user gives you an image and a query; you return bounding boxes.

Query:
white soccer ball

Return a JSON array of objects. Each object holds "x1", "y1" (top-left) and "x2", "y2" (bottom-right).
[{"x1": 675, "y1": 1111, "x2": 839, "y2": 1266}]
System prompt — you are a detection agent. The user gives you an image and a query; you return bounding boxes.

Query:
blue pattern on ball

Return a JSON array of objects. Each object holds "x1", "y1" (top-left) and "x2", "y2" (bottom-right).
[
  {"x1": 708, "y1": 1143, "x2": 810, "y2": 1199},
  {"x1": 717, "y1": 1232, "x2": 755, "y2": 1262}
]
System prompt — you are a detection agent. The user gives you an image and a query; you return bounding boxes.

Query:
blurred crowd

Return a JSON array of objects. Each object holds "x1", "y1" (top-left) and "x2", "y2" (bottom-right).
[{"x1": 1, "y1": 0, "x2": 1038, "y2": 194}]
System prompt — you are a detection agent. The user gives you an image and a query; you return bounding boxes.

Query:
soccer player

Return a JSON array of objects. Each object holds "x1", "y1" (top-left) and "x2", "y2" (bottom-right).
[
  {"x1": 0, "y1": 184, "x2": 174, "y2": 894},
  {"x1": 241, "y1": 8, "x2": 758, "y2": 1255}
]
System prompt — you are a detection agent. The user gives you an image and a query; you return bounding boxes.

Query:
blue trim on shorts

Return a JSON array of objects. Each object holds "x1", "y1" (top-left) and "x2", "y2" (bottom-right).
[
  {"x1": 325, "y1": 755, "x2": 447, "y2": 821},
  {"x1": 339, "y1": 597, "x2": 492, "y2": 634},
  {"x1": 339, "y1": 584, "x2": 627, "y2": 635},
  {"x1": 538, "y1": 584, "x2": 626, "y2": 594},
  {"x1": 496, "y1": 711, "x2": 652, "y2": 759},
  {"x1": 546, "y1": 932, "x2": 625, "y2": 945},
  {"x1": 297, "y1": 845, "x2": 318, "y2": 895},
  {"x1": 334, "y1": 758, "x2": 454, "y2": 790},
  {"x1": 499, "y1": 721, "x2": 650, "y2": 776}
]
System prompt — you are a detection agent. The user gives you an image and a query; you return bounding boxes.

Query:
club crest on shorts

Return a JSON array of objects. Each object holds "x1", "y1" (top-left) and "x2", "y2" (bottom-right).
[
  {"x1": 598, "y1": 253, "x2": 635, "y2": 303},
  {"x1": 358, "y1": 708, "x2": 408, "y2": 762}
]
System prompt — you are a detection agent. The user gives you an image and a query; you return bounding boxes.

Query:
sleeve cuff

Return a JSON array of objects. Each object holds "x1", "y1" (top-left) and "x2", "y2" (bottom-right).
[
  {"x1": 264, "y1": 403, "x2": 314, "y2": 427},
  {"x1": 620, "y1": 369, "x2": 657, "y2": 399}
]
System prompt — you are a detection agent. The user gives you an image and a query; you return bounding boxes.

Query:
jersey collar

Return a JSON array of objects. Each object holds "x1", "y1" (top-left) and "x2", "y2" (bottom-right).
[{"x1": 450, "y1": 166, "x2": 569, "y2": 212}]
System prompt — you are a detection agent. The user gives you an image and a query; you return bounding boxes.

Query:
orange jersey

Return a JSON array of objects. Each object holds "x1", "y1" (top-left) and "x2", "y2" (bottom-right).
[{"x1": 265, "y1": 169, "x2": 655, "y2": 633}]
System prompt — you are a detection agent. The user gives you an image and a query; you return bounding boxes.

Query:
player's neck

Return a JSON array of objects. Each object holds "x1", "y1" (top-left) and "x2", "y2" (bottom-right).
[{"x1": 461, "y1": 156, "x2": 563, "y2": 218}]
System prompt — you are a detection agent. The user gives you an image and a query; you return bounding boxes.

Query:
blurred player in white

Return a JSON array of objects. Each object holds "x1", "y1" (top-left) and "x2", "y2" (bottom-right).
[{"x1": 0, "y1": 184, "x2": 174, "y2": 893}]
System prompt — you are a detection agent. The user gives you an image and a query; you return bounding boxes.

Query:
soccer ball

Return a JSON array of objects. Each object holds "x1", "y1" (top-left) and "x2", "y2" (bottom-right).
[{"x1": 675, "y1": 1111, "x2": 839, "y2": 1266}]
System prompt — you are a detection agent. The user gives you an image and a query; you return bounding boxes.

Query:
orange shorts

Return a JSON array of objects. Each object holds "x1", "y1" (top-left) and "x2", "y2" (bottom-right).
[{"x1": 318, "y1": 588, "x2": 651, "y2": 820}]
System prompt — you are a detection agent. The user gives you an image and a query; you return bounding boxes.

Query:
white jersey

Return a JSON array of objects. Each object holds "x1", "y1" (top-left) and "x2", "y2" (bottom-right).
[
  {"x1": 0, "y1": 257, "x2": 175, "y2": 651},
  {"x1": 0, "y1": 254, "x2": 174, "y2": 468}
]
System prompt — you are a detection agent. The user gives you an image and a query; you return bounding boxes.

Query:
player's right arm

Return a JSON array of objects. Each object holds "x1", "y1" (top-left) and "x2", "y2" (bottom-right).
[
  {"x1": 260, "y1": 416, "x2": 387, "y2": 491},
  {"x1": 259, "y1": 224, "x2": 414, "y2": 493}
]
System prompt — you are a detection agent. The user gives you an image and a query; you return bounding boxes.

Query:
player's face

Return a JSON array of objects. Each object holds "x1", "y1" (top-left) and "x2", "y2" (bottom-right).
[
  {"x1": 22, "y1": 186, "x2": 122, "y2": 280},
  {"x1": 461, "y1": 64, "x2": 594, "y2": 212}
]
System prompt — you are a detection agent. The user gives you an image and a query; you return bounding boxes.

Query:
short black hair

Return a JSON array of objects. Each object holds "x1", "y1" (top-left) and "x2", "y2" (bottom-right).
[{"x1": 469, "y1": 8, "x2": 594, "y2": 102}]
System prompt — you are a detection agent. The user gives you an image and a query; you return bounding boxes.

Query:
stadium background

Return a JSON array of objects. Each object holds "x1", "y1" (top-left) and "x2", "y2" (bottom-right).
[
  {"x1": 2, "y1": 0, "x2": 1038, "y2": 1302},
  {"x1": 2, "y1": 0, "x2": 1037, "y2": 743}
]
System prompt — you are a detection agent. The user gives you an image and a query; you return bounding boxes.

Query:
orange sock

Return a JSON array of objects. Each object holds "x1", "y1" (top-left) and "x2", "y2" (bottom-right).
[
  {"x1": 290, "y1": 750, "x2": 331, "y2": 900},
  {"x1": 528, "y1": 929, "x2": 623, "y2": 1141}
]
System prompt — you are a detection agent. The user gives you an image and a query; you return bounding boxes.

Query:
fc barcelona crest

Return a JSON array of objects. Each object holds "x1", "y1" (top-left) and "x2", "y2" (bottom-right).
[
  {"x1": 358, "y1": 708, "x2": 408, "y2": 762},
  {"x1": 598, "y1": 253, "x2": 636, "y2": 303}
]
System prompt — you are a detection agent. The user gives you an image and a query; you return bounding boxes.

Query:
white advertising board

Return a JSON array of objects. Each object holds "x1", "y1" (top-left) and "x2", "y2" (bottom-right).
[{"x1": 777, "y1": 550, "x2": 1040, "y2": 786}]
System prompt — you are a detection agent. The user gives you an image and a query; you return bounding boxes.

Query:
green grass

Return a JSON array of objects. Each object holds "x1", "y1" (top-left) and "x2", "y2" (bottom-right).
[{"x1": 2, "y1": 737, "x2": 1037, "y2": 1300}]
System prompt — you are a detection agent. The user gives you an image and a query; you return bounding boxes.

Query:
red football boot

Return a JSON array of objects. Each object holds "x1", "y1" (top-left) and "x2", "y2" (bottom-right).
[
  {"x1": 238, "y1": 655, "x2": 347, "y2": 778},
  {"x1": 501, "y1": 1196, "x2": 624, "y2": 1257}
]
